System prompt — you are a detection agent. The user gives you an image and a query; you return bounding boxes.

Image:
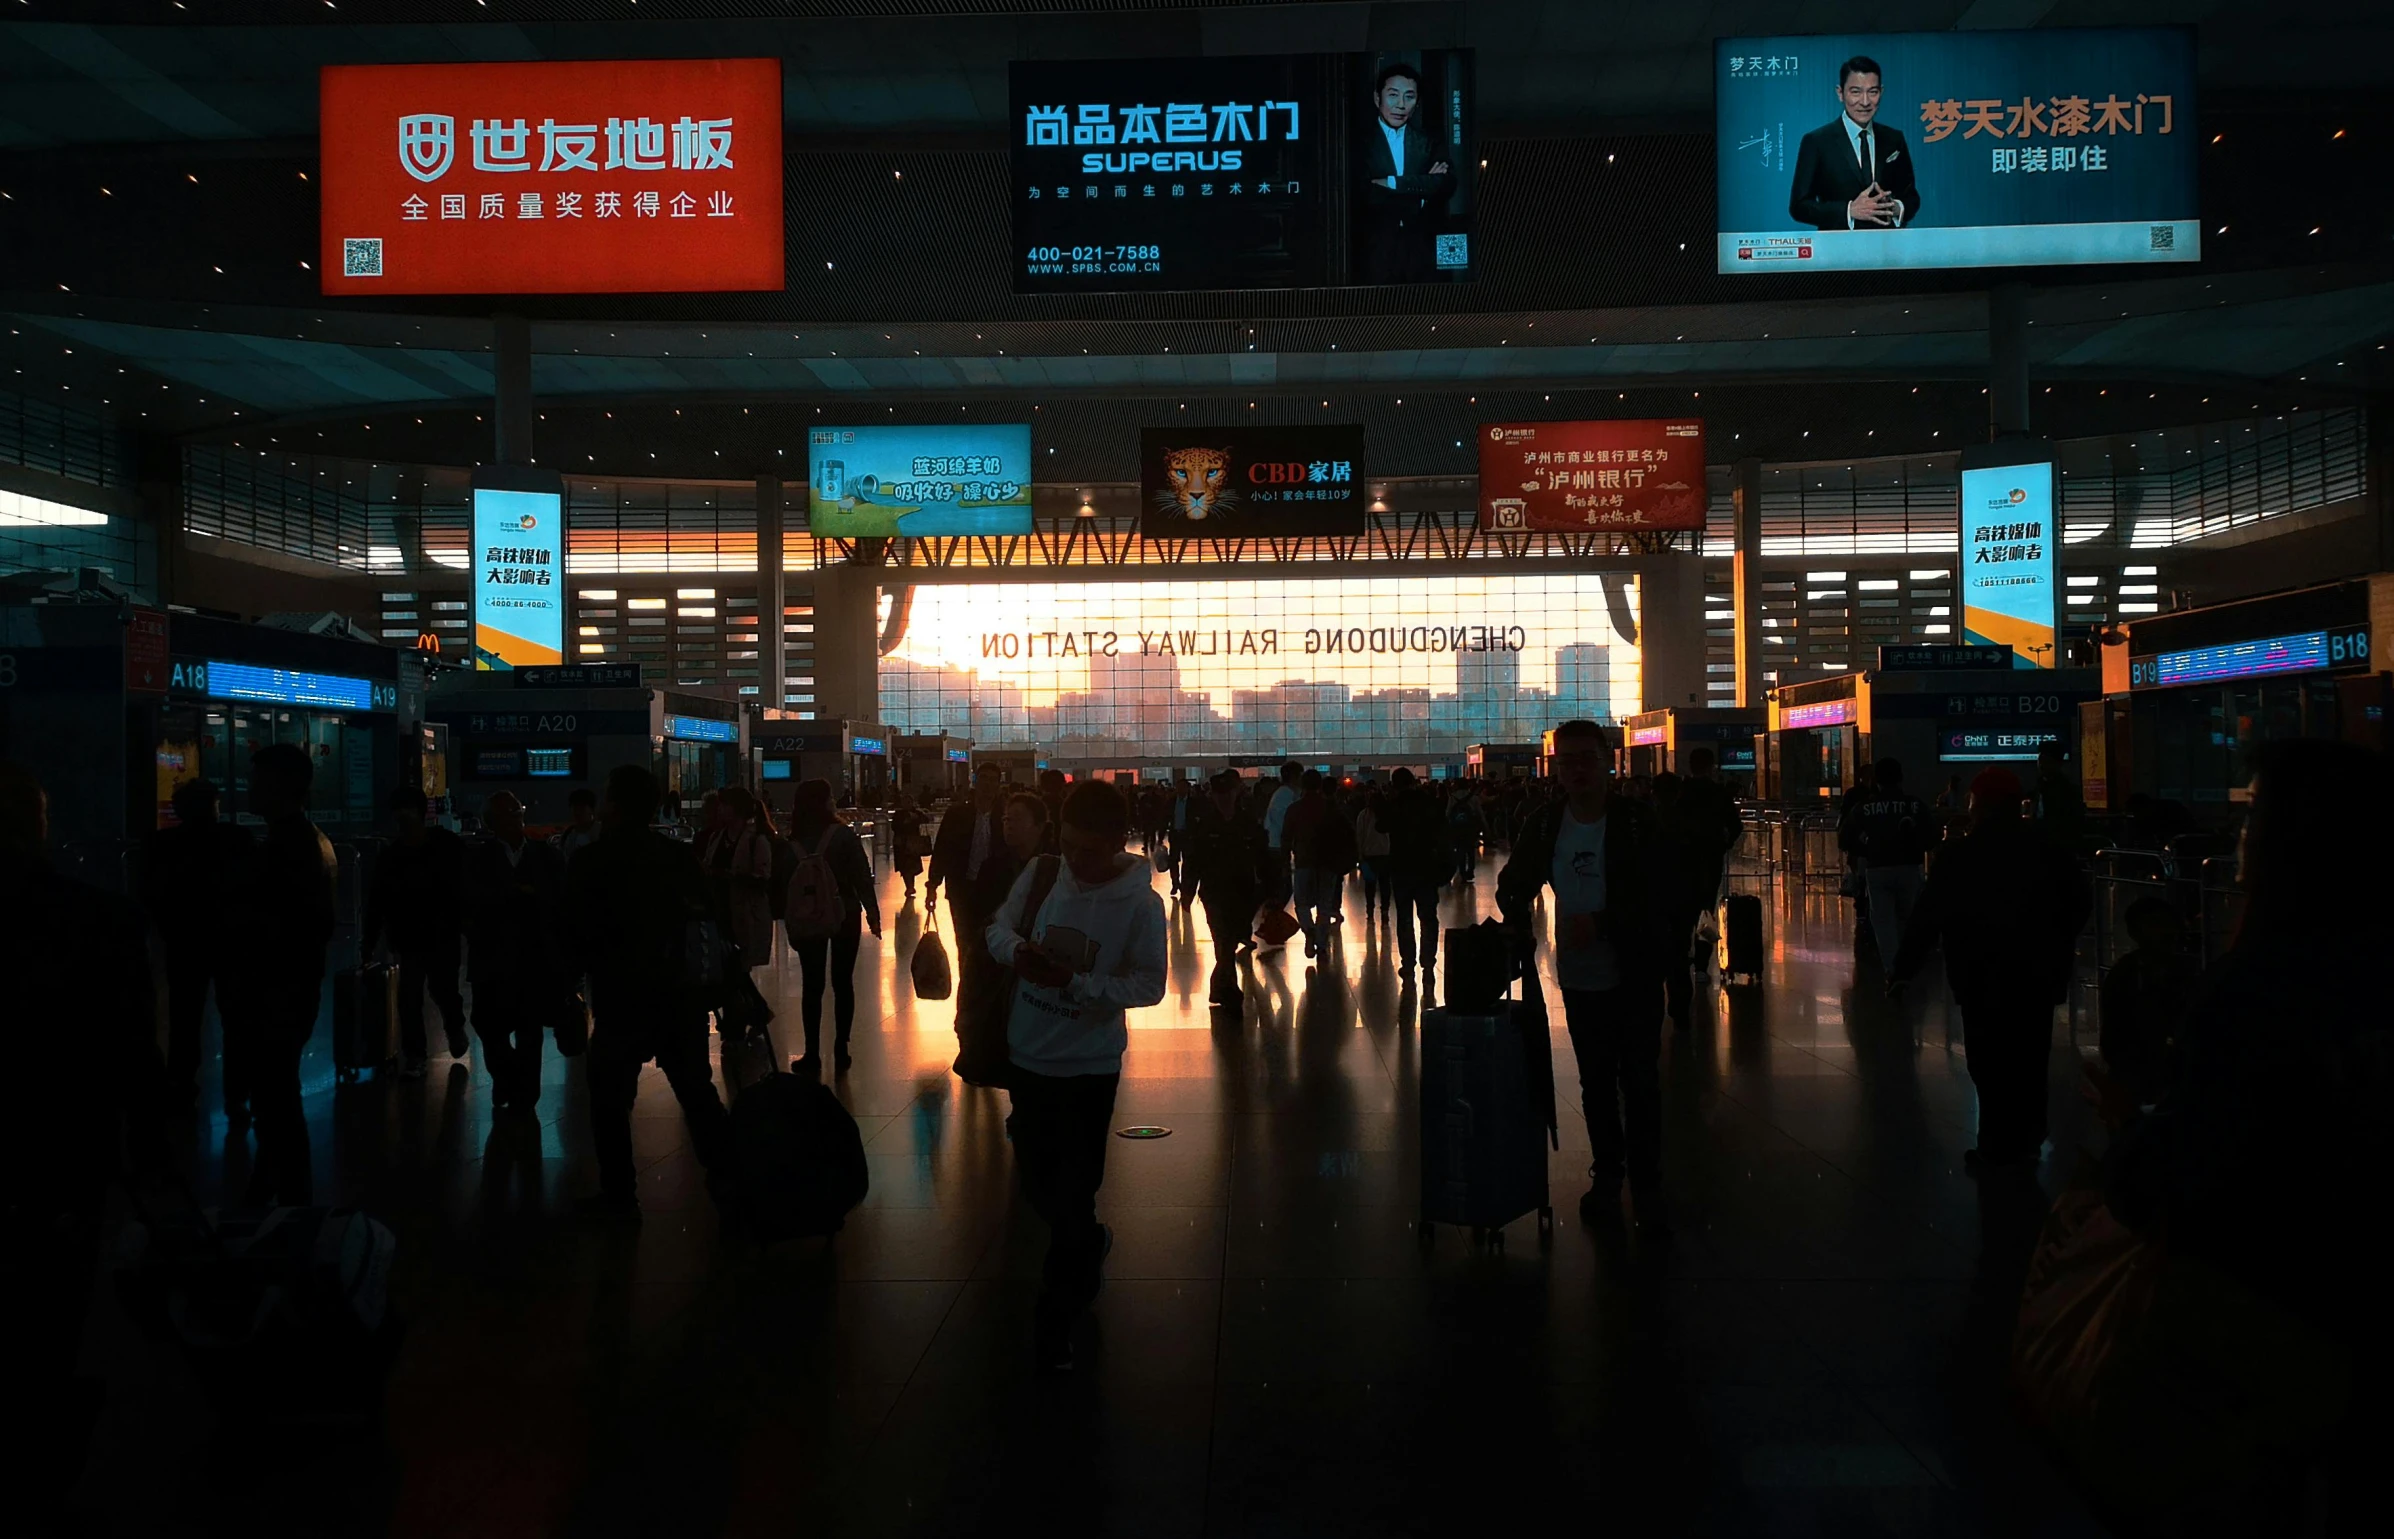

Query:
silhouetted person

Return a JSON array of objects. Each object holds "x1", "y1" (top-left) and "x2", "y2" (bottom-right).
[
  {"x1": 1261, "y1": 760, "x2": 1303, "y2": 917},
  {"x1": 464, "y1": 791, "x2": 568, "y2": 1113},
  {"x1": 1499, "y1": 719, "x2": 1676, "y2": 1233},
  {"x1": 2033, "y1": 744, "x2": 2089, "y2": 855},
  {"x1": 2096, "y1": 740, "x2": 2392, "y2": 1527},
  {"x1": 1354, "y1": 786, "x2": 1392, "y2": 923},
  {"x1": 889, "y1": 789, "x2": 927, "y2": 901},
  {"x1": 364, "y1": 783, "x2": 467, "y2": 1076},
  {"x1": 931, "y1": 761, "x2": 1015, "y2": 1079},
  {"x1": 1286, "y1": 770, "x2": 1340, "y2": 957},
  {"x1": 784, "y1": 776, "x2": 881, "y2": 1074},
  {"x1": 2097, "y1": 895, "x2": 2198, "y2": 1108},
  {"x1": 1888, "y1": 767, "x2": 2089, "y2": 1172},
  {"x1": 555, "y1": 785, "x2": 601, "y2": 866},
  {"x1": 986, "y1": 780, "x2": 1167, "y2": 1371},
  {"x1": 1185, "y1": 769, "x2": 1267, "y2": 1008},
  {"x1": 1036, "y1": 767, "x2": 1069, "y2": 855},
  {"x1": 1384, "y1": 766, "x2": 1448, "y2": 981},
  {"x1": 1659, "y1": 748, "x2": 1744, "y2": 1027},
  {"x1": 141, "y1": 777, "x2": 252, "y2": 1109},
  {"x1": 568, "y1": 764, "x2": 734, "y2": 1217},
  {"x1": 0, "y1": 760, "x2": 162, "y2": 1528},
  {"x1": 220, "y1": 742, "x2": 338, "y2": 1206},
  {"x1": 1840, "y1": 757, "x2": 1930, "y2": 964}
]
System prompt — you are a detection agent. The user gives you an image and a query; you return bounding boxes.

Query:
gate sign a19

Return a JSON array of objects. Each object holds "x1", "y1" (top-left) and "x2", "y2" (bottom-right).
[{"x1": 319, "y1": 58, "x2": 784, "y2": 294}]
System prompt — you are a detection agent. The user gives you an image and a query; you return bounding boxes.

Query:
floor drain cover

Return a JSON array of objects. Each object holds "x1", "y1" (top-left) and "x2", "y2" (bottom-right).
[{"x1": 1116, "y1": 1125, "x2": 1173, "y2": 1139}]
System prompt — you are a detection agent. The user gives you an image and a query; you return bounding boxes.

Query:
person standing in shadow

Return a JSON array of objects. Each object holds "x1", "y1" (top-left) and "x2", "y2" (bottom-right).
[
  {"x1": 0, "y1": 761, "x2": 164, "y2": 1530},
  {"x1": 1658, "y1": 748, "x2": 1745, "y2": 1029},
  {"x1": 364, "y1": 783, "x2": 468, "y2": 1078},
  {"x1": 567, "y1": 765, "x2": 734, "y2": 1219},
  {"x1": 141, "y1": 777, "x2": 251, "y2": 1112},
  {"x1": 220, "y1": 743, "x2": 338, "y2": 1207},
  {"x1": 1185, "y1": 769, "x2": 1267, "y2": 1010},
  {"x1": 463, "y1": 791, "x2": 569, "y2": 1113},
  {"x1": 784, "y1": 777, "x2": 881, "y2": 1076},
  {"x1": 1887, "y1": 767, "x2": 2089, "y2": 1175}
]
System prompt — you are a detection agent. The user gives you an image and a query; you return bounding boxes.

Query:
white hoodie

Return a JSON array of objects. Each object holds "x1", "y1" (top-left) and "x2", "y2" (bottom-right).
[{"x1": 985, "y1": 852, "x2": 1167, "y2": 1077}]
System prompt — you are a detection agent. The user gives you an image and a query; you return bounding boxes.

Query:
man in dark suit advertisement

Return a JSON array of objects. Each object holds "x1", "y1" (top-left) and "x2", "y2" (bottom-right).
[
  {"x1": 1787, "y1": 56, "x2": 1921, "y2": 231},
  {"x1": 1359, "y1": 61, "x2": 1453, "y2": 283}
]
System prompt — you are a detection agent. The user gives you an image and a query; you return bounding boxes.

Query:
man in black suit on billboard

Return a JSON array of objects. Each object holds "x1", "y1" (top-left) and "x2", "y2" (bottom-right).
[
  {"x1": 1787, "y1": 56, "x2": 1920, "y2": 232},
  {"x1": 1359, "y1": 61, "x2": 1453, "y2": 283}
]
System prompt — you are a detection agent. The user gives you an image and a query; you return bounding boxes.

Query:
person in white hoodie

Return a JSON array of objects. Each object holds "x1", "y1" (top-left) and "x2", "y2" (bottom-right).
[{"x1": 985, "y1": 778, "x2": 1167, "y2": 1371}]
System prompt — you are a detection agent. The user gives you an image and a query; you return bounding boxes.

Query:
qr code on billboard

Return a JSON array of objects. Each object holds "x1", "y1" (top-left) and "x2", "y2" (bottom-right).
[
  {"x1": 1435, "y1": 233, "x2": 1470, "y2": 269},
  {"x1": 2149, "y1": 225, "x2": 2174, "y2": 251},
  {"x1": 343, "y1": 238, "x2": 383, "y2": 277}
]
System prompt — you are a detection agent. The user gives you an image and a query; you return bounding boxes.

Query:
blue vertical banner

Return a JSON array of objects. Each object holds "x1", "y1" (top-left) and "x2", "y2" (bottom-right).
[
  {"x1": 471, "y1": 468, "x2": 566, "y2": 670},
  {"x1": 1961, "y1": 461, "x2": 2059, "y2": 669},
  {"x1": 1716, "y1": 28, "x2": 2198, "y2": 273}
]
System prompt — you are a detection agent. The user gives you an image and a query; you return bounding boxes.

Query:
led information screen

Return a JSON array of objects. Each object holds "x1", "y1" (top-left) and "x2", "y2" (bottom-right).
[
  {"x1": 1961, "y1": 460, "x2": 2059, "y2": 669},
  {"x1": 200, "y1": 661, "x2": 376, "y2": 712},
  {"x1": 319, "y1": 58, "x2": 784, "y2": 295},
  {"x1": 1011, "y1": 50, "x2": 1474, "y2": 292},
  {"x1": 1478, "y1": 420, "x2": 1707, "y2": 531},
  {"x1": 665, "y1": 714, "x2": 740, "y2": 743},
  {"x1": 1715, "y1": 28, "x2": 2196, "y2": 273},
  {"x1": 1941, "y1": 726, "x2": 2065, "y2": 762},
  {"x1": 1139, "y1": 426, "x2": 1365, "y2": 537},
  {"x1": 2129, "y1": 626, "x2": 2372, "y2": 690},
  {"x1": 472, "y1": 470, "x2": 566, "y2": 671},
  {"x1": 807, "y1": 425, "x2": 1033, "y2": 539}
]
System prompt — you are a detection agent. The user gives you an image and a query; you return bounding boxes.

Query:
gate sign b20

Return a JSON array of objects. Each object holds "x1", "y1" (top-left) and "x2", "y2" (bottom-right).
[{"x1": 319, "y1": 58, "x2": 784, "y2": 294}]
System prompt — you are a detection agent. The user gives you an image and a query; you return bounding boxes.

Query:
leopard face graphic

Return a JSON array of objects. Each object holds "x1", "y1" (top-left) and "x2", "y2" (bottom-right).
[{"x1": 1155, "y1": 446, "x2": 1238, "y2": 522}]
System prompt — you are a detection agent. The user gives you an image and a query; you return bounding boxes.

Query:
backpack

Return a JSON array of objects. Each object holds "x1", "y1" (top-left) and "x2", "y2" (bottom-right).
[
  {"x1": 784, "y1": 832, "x2": 843, "y2": 938},
  {"x1": 728, "y1": 1073, "x2": 869, "y2": 1243},
  {"x1": 766, "y1": 834, "x2": 798, "y2": 923}
]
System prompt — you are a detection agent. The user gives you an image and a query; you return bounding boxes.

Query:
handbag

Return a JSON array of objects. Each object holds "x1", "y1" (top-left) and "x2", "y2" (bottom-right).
[
  {"x1": 1255, "y1": 906, "x2": 1302, "y2": 947},
  {"x1": 552, "y1": 988, "x2": 590, "y2": 1057},
  {"x1": 2010, "y1": 1164, "x2": 2351, "y2": 1529},
  {"x1": 911, "y1": 908, "x2": 953, "y2": 1002}
]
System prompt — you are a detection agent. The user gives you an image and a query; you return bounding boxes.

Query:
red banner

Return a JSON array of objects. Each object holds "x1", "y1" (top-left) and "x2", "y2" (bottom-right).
[
  {"x1": 319, "y1": 59, "x2": 783, "y2": 295},
  {"x1": 1477, "y1": 419, "x2": 1707, "y2": 531}
]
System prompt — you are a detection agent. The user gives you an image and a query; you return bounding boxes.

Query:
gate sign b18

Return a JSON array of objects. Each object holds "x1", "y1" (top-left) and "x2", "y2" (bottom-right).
[{"x1": 319, "y1": 58, "x2": 784, "y2": 294}]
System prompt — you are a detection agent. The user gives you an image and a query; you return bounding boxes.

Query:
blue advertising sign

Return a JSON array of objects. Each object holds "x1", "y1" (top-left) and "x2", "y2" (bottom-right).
[
  {"x1": 1716, "y1": 28, "x2": 2197, "y2": 273},
  {"x1": 664, "y1": 714, "x2": 740, "y2": 743},
  {"x1": 198, "y1": 660, "x2": 378, "y2": 711},
  {"x1": 850, "y1": 734, "x2": 888, "y2": 756},
  {"x1": 1961, "y1": 462, "x2": 2059, "y2": 669},
  {"x1": 471, "y1": 477, "x2": 566, "y2": 670},
  {"x1": 808, "y1": 424, "x2": 1033, "y2": 539}
]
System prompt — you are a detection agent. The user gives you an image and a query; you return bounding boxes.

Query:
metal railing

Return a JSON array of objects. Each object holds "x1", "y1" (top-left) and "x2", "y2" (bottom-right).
[{"x1": 2089, "y1": 846, "x2": 2246, "y2": 972}]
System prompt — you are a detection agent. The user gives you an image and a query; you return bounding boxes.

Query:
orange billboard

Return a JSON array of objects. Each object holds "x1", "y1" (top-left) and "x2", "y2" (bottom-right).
[
  {"x1": 319, "y1": 58, "x2": 783, "y2": 295},
  {"x1": 1477, "y1": 419, "x2": 1708, "y2": 531}
]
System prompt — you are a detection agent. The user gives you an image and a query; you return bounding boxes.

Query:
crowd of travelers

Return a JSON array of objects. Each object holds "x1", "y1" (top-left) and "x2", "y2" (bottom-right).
[{"x1": 3, "y1": 713, "x2": 2385, "y2": 1520}]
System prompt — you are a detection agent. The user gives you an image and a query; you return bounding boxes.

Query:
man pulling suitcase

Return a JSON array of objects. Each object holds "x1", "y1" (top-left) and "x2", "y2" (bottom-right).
[{"x1": 1497, "y1": 719, "x2": 1677, "y2": 1235}]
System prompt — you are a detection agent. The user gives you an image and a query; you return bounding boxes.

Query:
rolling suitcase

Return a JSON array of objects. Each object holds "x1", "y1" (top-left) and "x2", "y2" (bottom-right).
[
  {"x1": 331, "y1": 963, "x2": 398, "y2": 1082},
  {"x1": 1420, "y1": 933, "x2": 1556, "y2": 1252},
  {"x1": 1717, "y1": 893, "x2": 1764, "y2": 989},
  {"x1": 729, "y1": 1072, "x2": 870, "y2": 1244}
]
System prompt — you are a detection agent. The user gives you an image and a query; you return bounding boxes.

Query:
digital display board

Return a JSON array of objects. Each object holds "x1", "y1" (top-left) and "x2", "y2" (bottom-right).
[
  {"x1": 1961, "y1": 460, "x2": 2059, "y2": 669},
  {"x1": 2129, "y1": 625, "x2": 2372, "y2": 690},
  {"x1": 850, "y1": 734, "x2": 888, "y2": 756},
  {"x1": 760, "y1": 759, "x2": 793, "y2": 780},
  {"x1": 1139, "y1": 425, "x2": 1365, "y2": 536},
  {"x1": 1011, "y1": 50, "x2": 1475, "y2": 292},
  {"x1": 1626, "y1": 725, "x2": 1668, "y2": 746},
  {"x1": 665, "y1": 714, "x2": 740, "y2": 743},
  {"x1": 1715, "y1": 29, "x2": 2196, "y2": 273},
  {"x1": 1941, "y1": 726, "x2": 2065, "y2": 762},
  {"x1": 319, "y1": 59, "x2": 784, "y2": 295},
  {"x1": 807, "y1": 424, "x2": 1033, "y2": 539},
  {"x1": 471, "y1": 470, "x2": 566, "y2": 670},
  {"x1": 1781, "y1": 699, "x2": 1858, "y2": 730},
  {"x1": 1478, "y1": 420, "x2": 1706, "y2": 531},
  {"x1": 200, "y1": 661, "x2": 377, "y2": 712}
]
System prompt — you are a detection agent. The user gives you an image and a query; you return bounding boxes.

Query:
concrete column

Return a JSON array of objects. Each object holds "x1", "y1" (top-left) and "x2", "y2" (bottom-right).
[
  {"x1": 808, "y1": 564, "x2": 881, "y2": 722},
  {"x1": 131, "y1": 430, "x2": 185, "y2": 607},
  {"x1": 1989, "y1": 281, "x2": 2032, "y2": 442},
  {"x1": 1638, "y1": 555, "x2": 1707, "y2": 713},
  {"x1": 1732, "y1": 456, "x2": 1765, "y2": 709},
  {"x1": 492, "y1": 313, "x2": 533, "y2": 466},
  {"x1": 757, "y1": 476, "x2": 786, "y2": 708}
]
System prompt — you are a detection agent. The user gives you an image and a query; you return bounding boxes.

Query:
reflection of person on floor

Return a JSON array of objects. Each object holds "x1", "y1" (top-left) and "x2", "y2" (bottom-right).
[
  {"x1": 985, "y1": 780, "x2": 1167, "y2": 1372},
  {"x1": 1498, "y1": 718, "x2": 1676, "y2": 1235},
  {"x1": 1887, "y1": 767, "x2": 2088, "y2": 1174}
]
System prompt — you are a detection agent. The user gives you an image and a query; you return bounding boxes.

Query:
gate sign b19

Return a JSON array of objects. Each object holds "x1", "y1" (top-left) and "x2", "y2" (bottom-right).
[{"x1": 319, "y1": 58, "x2": 784, "y2": 294}]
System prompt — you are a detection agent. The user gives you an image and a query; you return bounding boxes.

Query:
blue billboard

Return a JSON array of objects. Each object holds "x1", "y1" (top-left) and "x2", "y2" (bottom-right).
[
  {"x1": 1716, "y1": 28, "x2": 2197, "y2": 273},
  {"x1": 807, "y1": 424, "x2": 1034, "y2": 539},
  {"x1": 471, "y1": 474, "x2": 566, "y2": 670},
  {"x1": 1961, "y1": 461, "x2": 2059, "y2": 669}
]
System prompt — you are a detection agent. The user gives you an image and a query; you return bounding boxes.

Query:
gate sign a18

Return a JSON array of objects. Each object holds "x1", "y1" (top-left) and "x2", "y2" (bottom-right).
[{"x1": 319, "y1": 58, "x2": 784, "y2": 294}]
